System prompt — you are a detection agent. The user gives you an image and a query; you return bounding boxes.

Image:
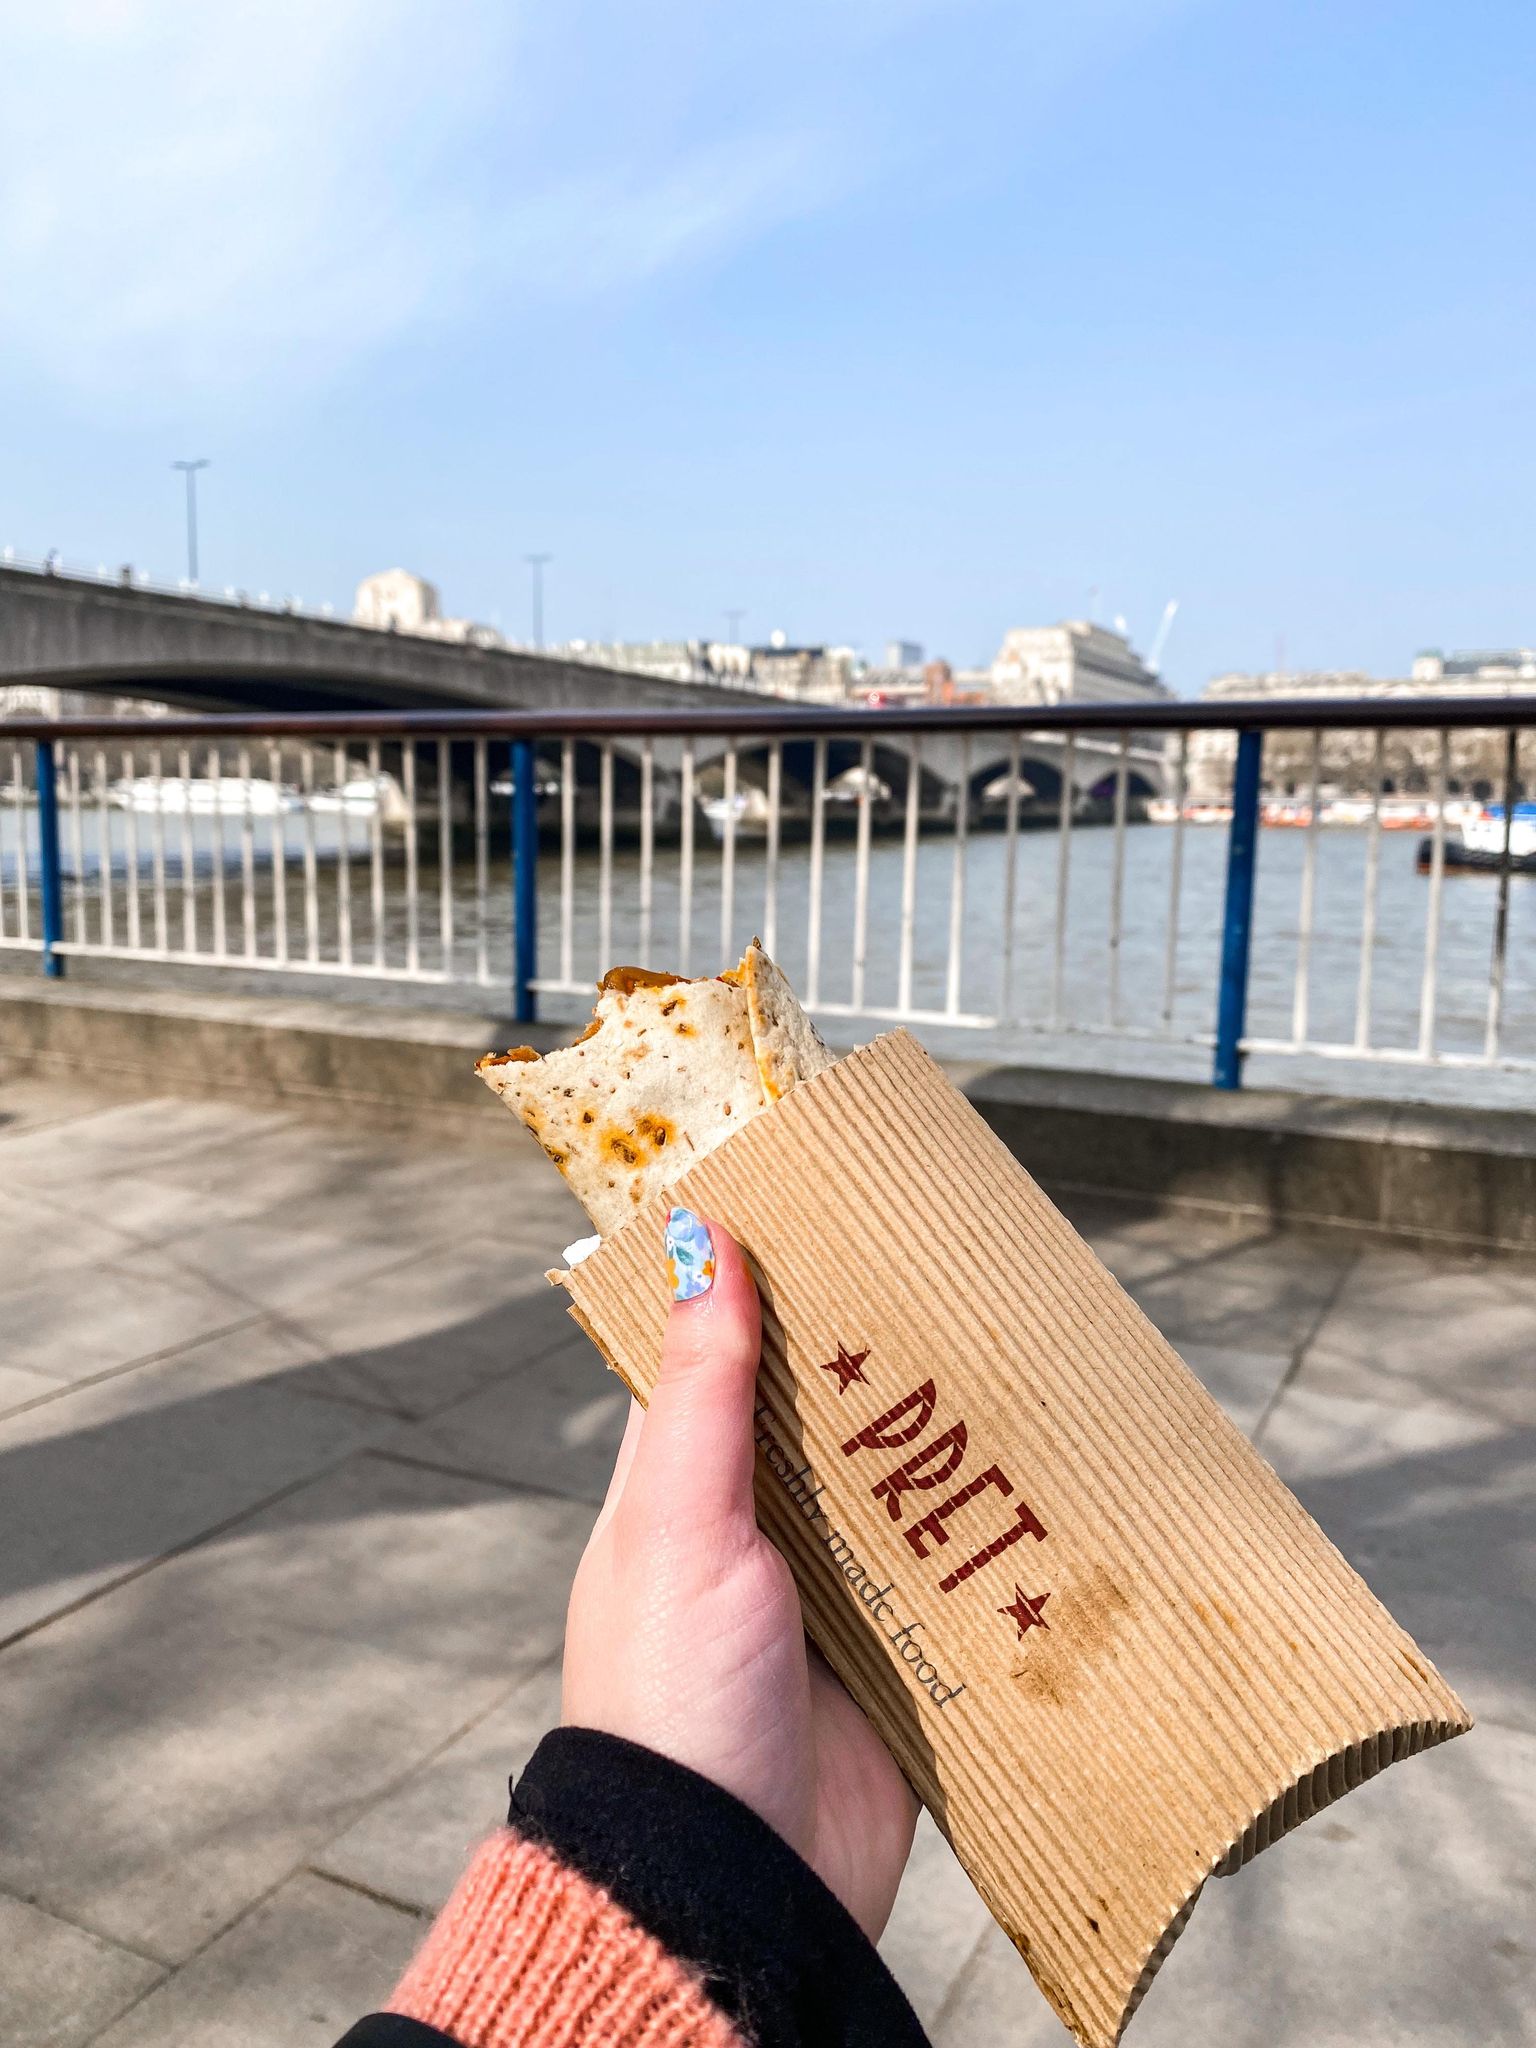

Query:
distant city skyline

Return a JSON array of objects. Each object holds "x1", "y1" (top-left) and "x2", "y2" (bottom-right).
[{"x1": 1, "y1": 1, "x2": 1531, "y2": 692}]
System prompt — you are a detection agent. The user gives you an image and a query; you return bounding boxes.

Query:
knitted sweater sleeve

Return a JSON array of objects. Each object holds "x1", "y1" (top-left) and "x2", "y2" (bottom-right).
[
  {"x1": 384, "y1": 1827, "x2": 744, "y2": 2047},
  {"x1": 335, "y1": 1728, "x2": 932, "y2": 2048}
]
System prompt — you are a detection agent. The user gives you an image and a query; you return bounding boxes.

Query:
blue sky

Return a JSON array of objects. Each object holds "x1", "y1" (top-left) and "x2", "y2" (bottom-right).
[{"x1": 0, "y1": 0, "x2": 1531, "y2": 690}]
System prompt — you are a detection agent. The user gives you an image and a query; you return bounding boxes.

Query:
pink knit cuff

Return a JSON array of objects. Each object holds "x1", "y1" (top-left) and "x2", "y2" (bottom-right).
[{"x1": 387, "y1": 1829, "x2": 748, "y2": 2048}]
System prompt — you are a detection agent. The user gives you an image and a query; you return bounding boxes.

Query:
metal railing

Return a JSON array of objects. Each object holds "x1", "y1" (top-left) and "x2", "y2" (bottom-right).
[{"x1": 0, "y1": 699, "x2": 1529, "y2": 1092}]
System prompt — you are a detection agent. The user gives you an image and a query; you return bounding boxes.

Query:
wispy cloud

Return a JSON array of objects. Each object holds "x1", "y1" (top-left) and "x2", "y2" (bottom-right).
[
  {"x1": 0, "y1": 0, "x2": 1207, "y2": 407},
  {"x1": 0, "y1": 0, "x2": 853, "y2": 403}
]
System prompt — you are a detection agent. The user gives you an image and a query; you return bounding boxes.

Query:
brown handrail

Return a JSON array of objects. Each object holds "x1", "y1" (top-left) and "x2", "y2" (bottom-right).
[{"x1": 0, "y1": 696, "x2": 1532, "y2": 743}]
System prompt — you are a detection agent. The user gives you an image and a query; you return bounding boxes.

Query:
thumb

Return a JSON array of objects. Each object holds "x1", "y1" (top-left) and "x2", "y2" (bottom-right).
[{"x1": 621, "y1": 1208, "x2": 762, "y2": 1537}]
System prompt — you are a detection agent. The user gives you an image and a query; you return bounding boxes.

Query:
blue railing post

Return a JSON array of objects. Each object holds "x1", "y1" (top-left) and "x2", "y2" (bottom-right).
[
  {"x1": 35, "y1": 738, "x2": 66, "y2": 979},
  {"x1": 510, "y1": 738, "x2": 538, "y2": 1025},
  {"x1": 1213, "y1": 727, "x2": 1263, "y2": 1088}
]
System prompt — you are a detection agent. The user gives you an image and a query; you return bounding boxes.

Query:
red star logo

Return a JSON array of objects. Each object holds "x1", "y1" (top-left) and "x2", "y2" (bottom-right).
[
  {"x1": 999, "y1": 1586, "x2": 1051, "y2": 1639},
  {"x1": 820, "y1": 1343, "x2": 870, "y2": 1393}
]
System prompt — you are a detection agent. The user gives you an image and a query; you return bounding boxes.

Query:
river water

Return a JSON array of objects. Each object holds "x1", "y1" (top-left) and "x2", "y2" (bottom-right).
[{"x1": 5, "y1": 810, "x2": 1533, "y2": 1107}]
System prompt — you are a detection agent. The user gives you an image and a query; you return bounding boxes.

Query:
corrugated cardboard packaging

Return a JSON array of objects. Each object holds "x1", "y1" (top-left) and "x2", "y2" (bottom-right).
[{"x1": 561, "y1": 1031, "x2": 1471, "y2": 2046}]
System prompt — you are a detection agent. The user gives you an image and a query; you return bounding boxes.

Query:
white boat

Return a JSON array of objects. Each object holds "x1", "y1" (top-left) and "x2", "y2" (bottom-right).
[
  {"x1": 1417, "y1": 804, "x2": 1536, "y2": 874},
  {"x1": 824, "y1": 763, "x2": 893, "y2": 807},
  {"x1": 110, "y1": 775, "x2": 297, "y2": 816},
  {"x1": 702, "y1": 786, "x2": 775, "y2": 841},
  {"x1": 308, "y1": 773, "x2": 410, "y2": 824},
  {"x1": 1458, "y1": 804, "x2": 1536, "y2": 861}
]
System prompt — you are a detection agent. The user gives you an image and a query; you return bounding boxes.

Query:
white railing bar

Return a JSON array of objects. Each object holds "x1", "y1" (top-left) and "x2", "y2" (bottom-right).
[
  {"x1": 1485, "y1": 727, "x2": 1519, "y2": 1060},
  {"x1": 68, "y1": 746, "x2": 88, "y2": 945},
  {"x1": 851, "y1": 736, "x2": 873, "y2": 1011},
  {"x1": 1292, "y1": 729, "x2": 1322, "y2": 1045},
  {"x1": 679, "y1": 740, "x2": 696, "y2": 976},
  {"x1": 403, "y1": 737, "x2": 420, "y2": 976},
  {"x1": 1107, "y1": 730, "x2": 1129, "y2": 1027},
  {"x1": 1161, "y1": 730, "x2": 1189, "y2": 1030},
  {"x1": 999, "y1": 731, "x2": 1022, "y2": 1020},
  {"x1": 763, "y1": 741, "x2": 781, "y2": 958},
  {"x1": 1051, "y1": 735, "x2": 1075, "y2": 1029},
  {"x1": 177, "y1": 746, "x2": 196, "y2": 954},
  {"x1": 812, "y1": 1001, "x2": 998, "y2": 1029},
  {"x1": 0, "y1": 753, "x2": 12, "y2": 942},
  {"x1": 368, "y1": 738, "x2": 385, "y2": 969},
  {"x1": 208, "y1": 747, "x2": 228, "y2": 958},
  {"x1": 48, "y1": 939, "x2": 460, "y2": 986},
  {"x1": 639, "y1": 739, "x2": 655, "y2": 962},
  {"x1": 9, "y1": 744, "x2": 26, "y2": 941},
  {"x1": 300, "y1": 742, "x2": 320, "y2": 965},
  {"x1": 1353, "y1": 729, "x2": 1385, "y2": 1049},
  {"x1": 438, "y1": 737, "x2": 454, "y2": 977},
  {"x1": 267, "y1": 743, "x2": 288, "y2": 964},
  {"x1": 1416, "y1": 730, "x2": 1449, "y2": 1060},
  {"x1": 7, "y1": 747, "x2": 24, "y2": 940},
  {"x1": 806, "y1": 736, "x2": 827, "y2": 1005},
  {"x1": 599, "y1": 740, "x2": 615, "y2": 971},
  {"x1": 336, "y1": 741, "x2": 354, "y2": 972},
  {"x1": 1243, "y1": 1033, "x2": 1536, "y2": 1074},
  {"x1": 0, "y1": 752, "x2": 10, "y2": 945},
  {"x1": 237, "y1": 746, "x2": 258, "y2": 959},
  {"x1": 560, "y1": 737, "x2": 576, "y2": 987},
  {"x1": 718, "y1": 743, "x2": 737, "y2": 963},
  {"x1": 17, "y1": 744, "x2": 29, "y2": 939},
  {"x1": 121, "y1": 748, "x2": 141, "y2": 951},
  {"x1": 898, "y1": 737, "x2": 920, "y2": 1016},
  {"x1": 472, "y1": 737, "x2": 489, "y2": 986},
  {"x1": 97, "y1": 747, "x2": 115, "y2": 948},
  {"x1": 945, "y1": 734, "x2": 970, "y2": 1017},
  {"x1": 147, "y1": 746, "x2": 167, "y2": 952}
]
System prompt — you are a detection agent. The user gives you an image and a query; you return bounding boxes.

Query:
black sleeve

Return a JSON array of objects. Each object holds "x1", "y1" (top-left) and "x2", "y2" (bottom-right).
[
  {"x1": 337, "y1": 1727, "x2": 932, "y2": 2048},
  {"x1": 507, "y1": 1727, "x2": 931, "y2": 2048}
]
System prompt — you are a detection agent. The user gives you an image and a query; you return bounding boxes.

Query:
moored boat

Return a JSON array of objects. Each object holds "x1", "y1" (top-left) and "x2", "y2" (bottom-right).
[{"x1": 1417, "y1": 803, "x2": 1536, "y2": 874}]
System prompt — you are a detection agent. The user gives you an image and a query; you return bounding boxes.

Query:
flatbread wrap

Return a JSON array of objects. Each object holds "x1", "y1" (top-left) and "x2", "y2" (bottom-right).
[{"x1": 476, "y1": 940, "x2": 833, "y2": 1237}]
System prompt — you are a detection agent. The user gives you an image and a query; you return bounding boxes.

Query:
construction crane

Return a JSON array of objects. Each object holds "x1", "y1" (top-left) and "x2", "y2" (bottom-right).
[{"x1": 1147, "y1": 598, "x2": 1179, "y2": 674}]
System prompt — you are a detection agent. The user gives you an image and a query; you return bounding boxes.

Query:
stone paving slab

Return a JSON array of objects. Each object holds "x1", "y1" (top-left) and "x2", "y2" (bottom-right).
[
  {"x1": 1259, "y1": 1372, "x2": 1534, "y2": 1737},
  {"x1": 0, "y1": 1316, "x2": 392, "y2": 1645},
  {"x1": 0, "y1": 1454, "x2": 593, "y2": 1965},
  {"x1": 932, "y1": 1717, "x2": 1536, "y2": 2048},
  {"x1": 1077, "y1": 1202, "x2": 1357, "y2": 1353},
  {"x1": 382, "y1": 1328, "x2": 632, "y2": 1501},
  {"x1": 1288, "y1": 1243, "x2": 1536, "y2": 1429},
  {"x1": 0, "y1": 1360, "x2": 63, "y2": 1416},
  {"x1": 90, "y1": 1872, "x2": 425, "y2": 2048},
  {"x1": 1173, "y1": 1339, "x2": 1295, "y2": 1438},
  {"x1": 0, "y1": 1255, "x2": 250, "y2": 1387},
  {"x1": 0, "y1": 1897, "x2": 164, "y2": 2048},
  {"x1": 313, "y1": 1657, "x2": 565, "y2": 1914},
  {"x1": 0, "y1": 1071, "x2": 146, "y2": 1140},
  {"x1": 0, "y1": 1094, "x2": 293, "y2": 1192},
  {"x1": 287, "y1": 1236, "x2": 592, "y2": 1421}
]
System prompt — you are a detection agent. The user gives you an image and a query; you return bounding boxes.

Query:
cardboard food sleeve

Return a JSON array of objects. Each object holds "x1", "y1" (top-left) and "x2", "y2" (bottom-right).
[{"x1": 560, "y1": 1031, "x2": 1471, "y2": 2046}]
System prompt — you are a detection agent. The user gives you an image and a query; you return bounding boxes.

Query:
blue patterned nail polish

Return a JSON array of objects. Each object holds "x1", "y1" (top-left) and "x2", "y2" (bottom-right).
[{"x1": 665, "y1": 1206, "x2": 715, "y2": 1301}]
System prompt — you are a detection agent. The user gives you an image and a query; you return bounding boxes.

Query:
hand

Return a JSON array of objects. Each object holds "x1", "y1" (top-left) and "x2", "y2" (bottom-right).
[{"x1": 562, "y1": 1209, "x2": 919, "y2": 1941}]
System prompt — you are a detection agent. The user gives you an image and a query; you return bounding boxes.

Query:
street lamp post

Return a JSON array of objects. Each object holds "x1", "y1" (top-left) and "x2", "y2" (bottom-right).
[
  {"x1": 524, "y1": 553, "x2": 552, "y2": 650},
  {"x1": 171, "y1": 459, "x2": 210, "y2": 584}
]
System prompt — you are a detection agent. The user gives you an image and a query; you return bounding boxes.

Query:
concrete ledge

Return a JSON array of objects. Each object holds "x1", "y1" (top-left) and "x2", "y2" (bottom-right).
[
  {"x1": 956, "y1": 1059, "x2": 1535, "y2": 1259},
  {"x1": 3, "y1": 980, "x2": 1532, "y2": 1258}
]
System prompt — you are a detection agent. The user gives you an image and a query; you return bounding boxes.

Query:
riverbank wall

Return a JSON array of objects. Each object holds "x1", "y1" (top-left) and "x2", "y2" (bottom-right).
[{"x1": 2, "y1": 979, "x2": 1530, "y2": 1260}]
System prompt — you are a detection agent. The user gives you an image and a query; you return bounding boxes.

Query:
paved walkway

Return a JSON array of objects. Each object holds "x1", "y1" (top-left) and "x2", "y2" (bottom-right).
[{"x1": 0, "y1": 1070, "x2": 1531, "y2": 2047}]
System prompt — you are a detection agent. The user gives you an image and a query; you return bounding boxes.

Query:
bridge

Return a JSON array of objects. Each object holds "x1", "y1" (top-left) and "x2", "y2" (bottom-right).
[{"x1": 0, "y1": 560, "x2": 1168, "y2": 813}]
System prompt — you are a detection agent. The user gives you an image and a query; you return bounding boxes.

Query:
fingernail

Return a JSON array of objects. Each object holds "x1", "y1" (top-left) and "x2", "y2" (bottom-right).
[{"x1": 665, "y1": 1206, "x2": 715, "y2": 1302}]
